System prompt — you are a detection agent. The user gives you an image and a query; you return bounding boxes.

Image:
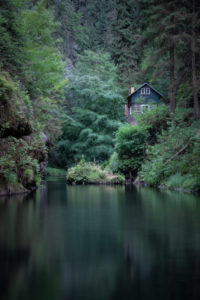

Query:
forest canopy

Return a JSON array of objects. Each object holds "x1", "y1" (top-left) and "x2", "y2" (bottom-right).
[{"x1": 0, "y1": 0, "x2": 200, "y2": 193}]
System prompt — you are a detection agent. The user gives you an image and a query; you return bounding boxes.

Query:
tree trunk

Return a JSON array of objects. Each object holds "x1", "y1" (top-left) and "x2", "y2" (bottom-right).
[
  {"x1": 169, "y1": 37, "x2": 175, "y2": 114},
  {"x1": 191, "y1": 0, "x2": 200, "y2": 119}
]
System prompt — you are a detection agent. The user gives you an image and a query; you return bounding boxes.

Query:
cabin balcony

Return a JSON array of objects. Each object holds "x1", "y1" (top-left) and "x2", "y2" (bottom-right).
[{"x1": 131, "y1": 104, "x2": 157, "y2": 114}]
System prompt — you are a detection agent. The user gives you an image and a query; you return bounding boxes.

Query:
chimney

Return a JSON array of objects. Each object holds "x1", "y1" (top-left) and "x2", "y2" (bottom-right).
[{"x1": 131, "y1": 87, "x2": 135, "y2": 94}]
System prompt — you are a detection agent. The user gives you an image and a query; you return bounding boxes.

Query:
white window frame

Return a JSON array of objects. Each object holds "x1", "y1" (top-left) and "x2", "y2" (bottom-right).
[
  {"x1": 141, "y1": 87, "x2": 151, "y2": 95},
  {"x1": 133, "y1": 105, "x2": 141, "y2": 113},
  {"x1": 146, "y1": 88, "x2": 150, "y2": 95},
  {"x1": 141, "y1": 104, "x2": 150, "y2": 113}
]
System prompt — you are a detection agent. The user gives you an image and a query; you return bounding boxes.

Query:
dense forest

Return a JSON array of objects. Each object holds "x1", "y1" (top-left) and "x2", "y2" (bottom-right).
[{"x1": 0, "y1": 0, "x2": 200, "y2": 194}]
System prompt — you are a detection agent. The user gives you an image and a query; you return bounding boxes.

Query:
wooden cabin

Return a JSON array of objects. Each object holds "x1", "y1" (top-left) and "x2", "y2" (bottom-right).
[{"x1": 126, "y1": 83, "x2": 163, "y2": 119}]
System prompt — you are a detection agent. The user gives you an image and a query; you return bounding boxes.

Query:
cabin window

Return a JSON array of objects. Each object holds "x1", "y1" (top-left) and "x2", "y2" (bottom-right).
[
  {"x1": 141, "y1": 104, "x2": 149, "y2": 113},
  {"x1": 146, "y1": 88, "x2": 150, "y2": 95},
  {"x1": 134, "y1": 105, "x2": 141, "y2": 113},
  {"x1": 141, "y1": 87, "x2": 151, "y2": 95}
]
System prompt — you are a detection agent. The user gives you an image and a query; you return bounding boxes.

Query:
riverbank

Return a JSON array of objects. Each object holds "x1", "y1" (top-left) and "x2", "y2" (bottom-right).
[
  {"x1": 133, "y1": 179, "x2": 200, "y2": 194},
  {"x1": 0, "y1": 181, "x2": 30, "y2": 197},
  {"x1": 45, "y1": 167, "x2": 66, "y2": 176},
  {"x1": 67, "y1": 159, "x2": 125, "y2": 185}
]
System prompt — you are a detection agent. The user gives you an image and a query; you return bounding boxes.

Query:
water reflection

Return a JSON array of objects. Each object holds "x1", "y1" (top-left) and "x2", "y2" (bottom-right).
[{"x1": 0, "y1": 180, "x2": 200, "y2": 300}]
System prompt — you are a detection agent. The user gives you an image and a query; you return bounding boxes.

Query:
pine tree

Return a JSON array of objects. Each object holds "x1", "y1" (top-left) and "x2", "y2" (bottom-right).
[
  {"x1": 191, "y1": 0, "x2": 200, "y2": 119},
  {"x1": 0, "y1": 0, "x2": 26, "y2": 73},
  {"x1": 141, "y1": 0, "x2": 189, "y2": 113},
  {"x1": 111, "y1": 0, "x2": 142, "y2": 88}
]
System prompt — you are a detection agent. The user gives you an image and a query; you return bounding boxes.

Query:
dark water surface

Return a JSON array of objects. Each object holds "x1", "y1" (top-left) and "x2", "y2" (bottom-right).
[{"x1": 1, "y1": 178, "x2": 200, "y2": 300}]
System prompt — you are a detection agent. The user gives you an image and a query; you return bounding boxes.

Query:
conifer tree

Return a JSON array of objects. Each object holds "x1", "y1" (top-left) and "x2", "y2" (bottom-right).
[
  {"x1": 111, "y1": 0, "x2": 141, "y2": 88},
  {"x1": 191, "y1": 0, "x2": 200, "y2": 119},
  {"x1": 141, "y1": 0, "x2": 183, "y2": 113}
]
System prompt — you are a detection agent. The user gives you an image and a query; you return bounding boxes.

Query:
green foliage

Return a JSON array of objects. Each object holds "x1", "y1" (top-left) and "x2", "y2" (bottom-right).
[
  {"x1": 72, "y1": 0, "x2": 115, "y2": 51},
  {"x1": 1, "y1": 0, "x2": 200, "y2": 195},
  {"x1": 114, "y1": 124, "x2": 148, "y2": 177},
  {"x1": 111, "y1": 106, "x2": 200, "y2": 190},
  {"x1": 107, "y1": 152, "x2": 120, "y2": 173},
  {"x1": 111, "y1": 0, "x2": 142, "y2": 86},
  {"x1": 53, "y1": 0, "x2": 88, "y2": 60},
  {"x1": 67, "y1": 158, "x2": 125, "y2": 184},
  {"x1": 65, "y1": 50, "x2": 124, "y2": 120},
  {"x1": 24, "y1": 168, "x2": 34, "y2": 180},
  {"x1": 46, "y1": 167, "x2": 66, "y2": 176},
  {"x1": 139, "y1": 112, "x2": 200, "y2": 191},
  {"x1": 110, "y1": 174, "x2": 125, "y2": 184},
  {"x1": 0, "y1": 133, "x2": 47, "y2": 189},
  {"x1": 134, "y1": 105, "x2": 168, "y2": 128},
  {"x1": 0, "y1": 71, "x2": 17, "y2": 104},
  {"x1": 54, "y1": 49, "x2": 124, "y2": 169},
  {"x1": 5, "y1": 172, "x2": 18, "y2": 185},
  {"x1": 0, "y1": 0, "x2": 68, "y2": 194},
  {"x1": 0, "y1": 72, "x2": 48, "y2": 193},
  {"x1": 164, "y1": 173, "x2": 197, "y2": 190},
  {"x1": 22, "y1": 1, "x2": 66, "y2": 97},
  {"x1": 0, "y1": 0, "x2": 26, "y2": 72},
  {"x1": 0, "y1": 72, "x2": 33, "y2": 138},
  {"x1": 55, "y1": 108, "x2": 122, "y2": 168},
  {"x1": 133, "y1": 105, "x2": 169, "y2": 144}
]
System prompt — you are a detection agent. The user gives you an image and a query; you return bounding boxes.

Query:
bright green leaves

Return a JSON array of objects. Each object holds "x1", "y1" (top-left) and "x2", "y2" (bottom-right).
[
  {"x1": 22, "y1": 1, "x2": 66, "y2": 97},
  {"x1": 114, "y1": 124, "x2": 148, "y2": 177},
  {"x1": 55, "y1": 49, "x2": 124, "y2": 168},
  {"x1": 139, "y1": 109, "x2": 200, "y2": 191},
  {"x1": 55, "y1": 108, "x2": 122, "y2": 168},
  {"x1": 65, "y1": 50, "x2": 124, "y2": 120}
]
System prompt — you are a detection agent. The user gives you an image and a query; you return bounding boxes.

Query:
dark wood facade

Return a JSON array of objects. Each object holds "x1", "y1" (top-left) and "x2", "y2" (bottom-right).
[{"x1": 126, "y1": 83, "x2": 163, "y2": 118}]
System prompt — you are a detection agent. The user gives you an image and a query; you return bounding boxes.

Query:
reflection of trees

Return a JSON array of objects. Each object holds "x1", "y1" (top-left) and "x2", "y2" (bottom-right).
[
  {"x1": 0, "y1": 183, "x2": 126, "y2": 300},
  {"x1": 0, "y1": 194, "x2": 32, "y2": 300},
  {"x1": 0, "y1": 244, "x2": 30, "y2": 300},
  {"x1": 0, "y1": 184, "x2": 65, "y2": 300},
  {"x1": 111, "y1": 186, "x2": 200, "y2": 299},
  {"x1": 1, "y1": 182, "x2": 200, "y2": 300},
  {"x1": 61, "y1": 185, "x2": 125, "y2": 300}
]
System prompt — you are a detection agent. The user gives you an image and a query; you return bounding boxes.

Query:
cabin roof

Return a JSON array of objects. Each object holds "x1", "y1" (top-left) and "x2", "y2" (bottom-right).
[{"x1": 127, "y1": 83, "x2": 163, "y2": 100}]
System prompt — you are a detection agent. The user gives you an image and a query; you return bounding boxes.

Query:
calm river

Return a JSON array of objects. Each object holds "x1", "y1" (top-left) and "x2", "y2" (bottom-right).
[{"x1": 0, "y1": 177, "x2": 200, "y2": 300}]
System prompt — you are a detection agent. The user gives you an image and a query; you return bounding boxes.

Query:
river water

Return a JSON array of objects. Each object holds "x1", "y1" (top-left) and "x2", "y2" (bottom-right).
[{"x1": 0, "y1": 177, "x2": 200, "y2": 300}]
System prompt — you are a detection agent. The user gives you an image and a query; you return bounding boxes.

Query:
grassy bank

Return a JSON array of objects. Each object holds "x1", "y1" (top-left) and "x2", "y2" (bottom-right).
[
  {"x1": 67, "y1": 159, "x2": 125, "y2": 184},
  {"x1": 46, "y1": 167, "x2": 66, "y2": 176}
]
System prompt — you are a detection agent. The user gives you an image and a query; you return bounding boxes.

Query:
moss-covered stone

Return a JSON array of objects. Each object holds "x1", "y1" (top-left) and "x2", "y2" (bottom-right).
[
  {"x1": 0, "y1": 72, "x2": 32, "y2": 139},
  {"x1": 0, "y1": 72, "x2": 47, "y2": 195}
]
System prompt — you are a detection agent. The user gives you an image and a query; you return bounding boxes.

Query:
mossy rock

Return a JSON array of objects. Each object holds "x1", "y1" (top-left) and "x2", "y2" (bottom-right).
[
  {"x1": 0, "y1": 181, "x2": 28, "y2": 196},
  {"x1": 0, "y1": 72, "x2": 32, "y2": 138},
  {"x1": 0, "y1": 72, "x2": 17, "y2": 105}
]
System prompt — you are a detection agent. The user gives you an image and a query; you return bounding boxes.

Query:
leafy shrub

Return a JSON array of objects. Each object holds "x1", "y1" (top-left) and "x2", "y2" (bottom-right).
[
  {"x1": 114, "y1": 124, "x2": 148, "y2": 178},
  {"x1": 67, "y1": 158, "x2": 125, "y2": 184},
  {"x1": 24, "y1": 168, "x2": 34, "y2": 180},
  {"x1": 5, "y1": 172, "x2": 17, "y2": 185},
  {"x1": 139, "y1": 115, "x2": 200, "y2": 191},
  {"x1": 164, "y1": 173, "x2": 186, "y2": 189},
  {"x1": 110, "y1": 174, "x2": 125, "y2": 184},
  {"x1": 133, "y1": 105, "x2": 169, "y2": 145},
  {"x1": 55, "y1": 108, "x2": 122, "y2": 168},
  {"x1": 163, "y1": 173, "x2": 200, "y2": 191},
  {"x1": 107, "y1": 152, "x2": 120, "y2": 173},
  {"x1": 46, "y1": 167, "x2": 66, "y2": 176}
]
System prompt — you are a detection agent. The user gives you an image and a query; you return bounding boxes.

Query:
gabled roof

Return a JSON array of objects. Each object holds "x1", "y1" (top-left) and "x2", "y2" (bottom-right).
[{"x1": 127, "y1": 82, "x2": 163, "y2": 100}]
